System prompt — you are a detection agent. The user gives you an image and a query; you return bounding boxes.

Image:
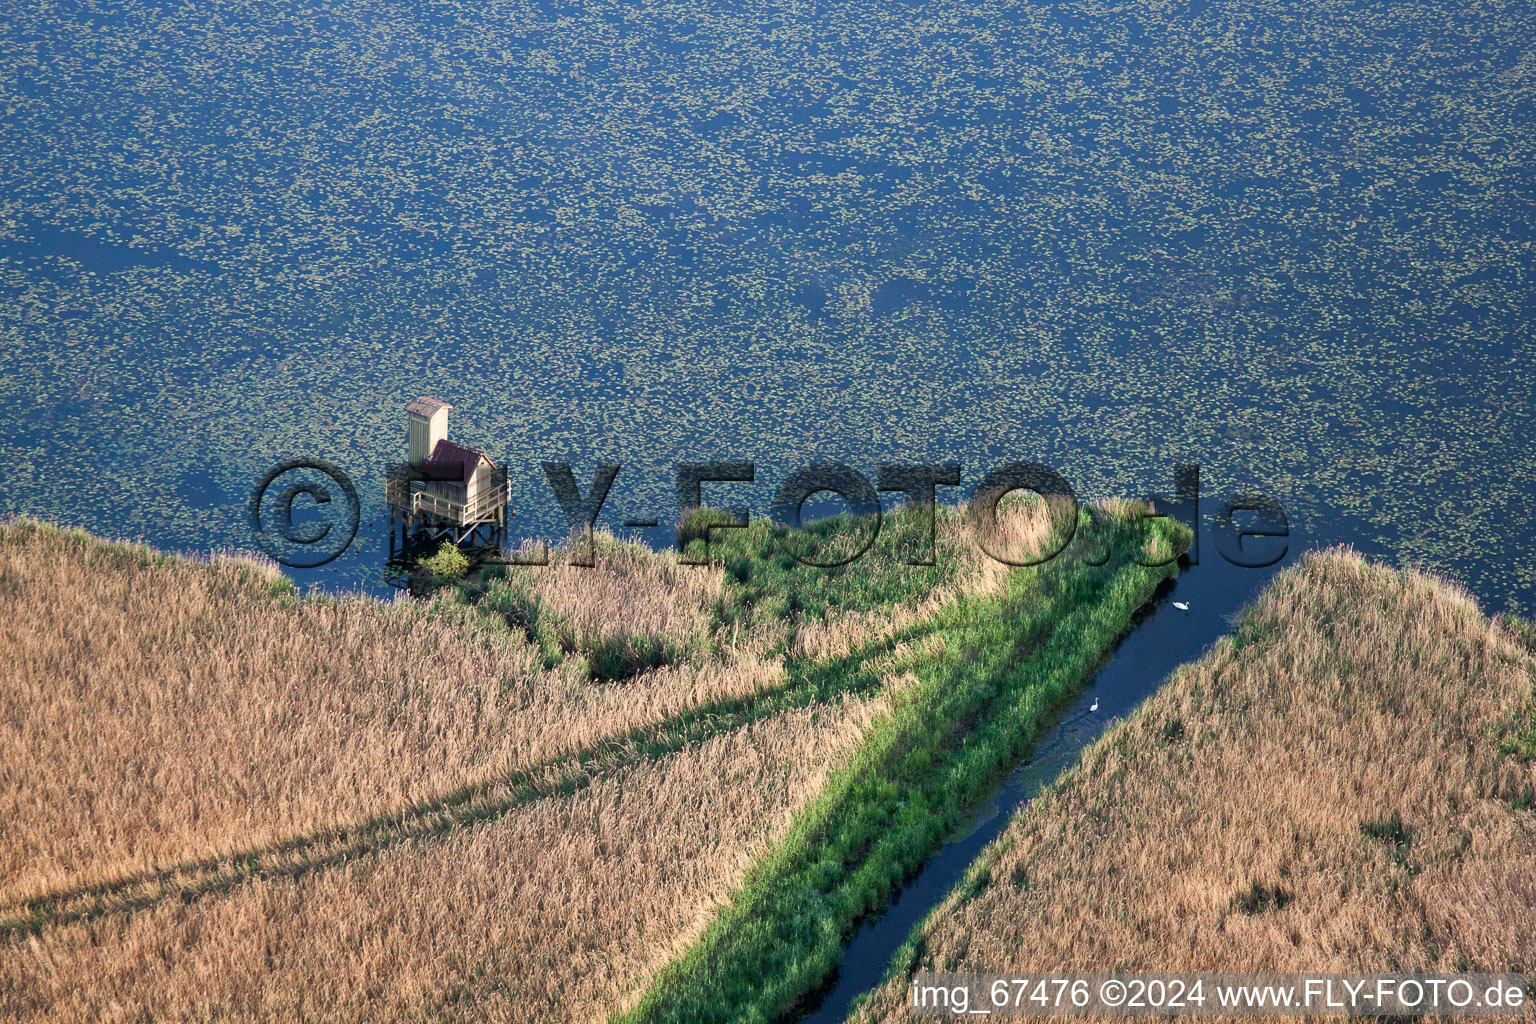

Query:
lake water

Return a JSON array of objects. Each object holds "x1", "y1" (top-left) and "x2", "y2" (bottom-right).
[
  {"x1": 4, "y1": 3, "x2": 1532, "y2": 1021},
  {"x1": 3, "y1": 0, "x2": 1532, "y2": 611}
]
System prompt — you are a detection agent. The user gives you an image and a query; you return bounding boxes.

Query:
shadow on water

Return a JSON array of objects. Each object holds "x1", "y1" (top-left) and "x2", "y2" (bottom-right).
[
  {"x1": 795, "y1": 524, "x2": 1308, "y2": 1023},
  {"x1": 0, "y1": 219, "x2": 220, "y2": 276}
]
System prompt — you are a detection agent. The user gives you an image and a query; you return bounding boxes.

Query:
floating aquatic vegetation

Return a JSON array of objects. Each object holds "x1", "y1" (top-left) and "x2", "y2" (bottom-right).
[{"x1": 0, "y1": 0, "x2": 1532, "y2": 608}]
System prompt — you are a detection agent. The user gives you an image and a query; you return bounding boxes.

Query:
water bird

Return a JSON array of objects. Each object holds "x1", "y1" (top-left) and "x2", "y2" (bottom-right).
[
  {"x1": 1089, "y1": 697, "x2": 1099, "y2": 712},
  {"x1": 1173, "y1": 601, "x2": 1190, "y2": 612}
]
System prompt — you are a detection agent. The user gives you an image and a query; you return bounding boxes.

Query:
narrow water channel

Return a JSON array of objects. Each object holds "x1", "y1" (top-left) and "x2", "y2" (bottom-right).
[{"x1": 795, "y1": 527, "x2": 1314, "y2": 1023}]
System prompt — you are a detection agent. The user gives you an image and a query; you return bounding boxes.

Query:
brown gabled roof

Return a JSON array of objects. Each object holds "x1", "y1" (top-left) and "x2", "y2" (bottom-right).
[
  {"x1": 419, "y1": 438, "x2": 495, "y2": 485},
  {"x1": 406, "y1": 396, "x2": 452, "y2": 418}
]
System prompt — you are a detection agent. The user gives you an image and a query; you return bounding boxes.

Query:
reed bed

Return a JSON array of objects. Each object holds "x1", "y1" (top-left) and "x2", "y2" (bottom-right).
[
  {"x1": 787, "y1": 495, "x2": 1066, "y2": 664},
  {"x1": 0, "y1": 521, "x2": 772, "y2": 906},
  {"x1": 479, "y1": 535, "x2": 728, "y2": 679},
  {"x1": 0, "y1": 696, "x2": 885, "y2": 1023},
  {"x1": 854, "y1": 548, "x2": 1536, "y2": 1024}
]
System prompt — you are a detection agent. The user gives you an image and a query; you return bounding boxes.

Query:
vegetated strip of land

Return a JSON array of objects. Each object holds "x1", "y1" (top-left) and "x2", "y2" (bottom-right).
[
  {"x1": 2, "y1": 693, "x2": 879, "y2": 1023},
  {"x1": 0, "y1": 502, "x2": 1096, "y2": 1023},
  {"x1": 848, "y1": 549, "x2": 1536, "y2": 1024},
  {"x1": 618, "y1": 507, "x2": 1190, "y2": 1024},
  {"x1": 0, "y1": 505, "x2": 987, "y2": 938},
  {"x1": 0, "y1": 605, "x2": 939, "y2": 939},
  {"x1": 0, "y1": 518, "x2": 789, "y2": 909},
  {"x1": 1, "y1": 512, "x2": 937, "y2": 1022},
  {"x1": 0, "y1": 501, "x2": 1184, "y2": 1023}
]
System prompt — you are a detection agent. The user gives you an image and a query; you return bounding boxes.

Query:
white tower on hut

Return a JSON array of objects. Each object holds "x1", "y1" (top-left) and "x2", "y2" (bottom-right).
[{"x1": 406, "y1": 396, "x2": 451, "y2": 467}]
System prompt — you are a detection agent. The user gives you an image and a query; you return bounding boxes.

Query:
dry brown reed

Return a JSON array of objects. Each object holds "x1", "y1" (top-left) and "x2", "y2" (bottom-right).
[
  {"x1": 0, "y1": 522, "x2": 772, "y2": 906},
  {"x1": 0, "y1": 696, "x2": 885, "y2": 1023},
  {"x1": 502, "y1": 534, "x2": 726, "y2": 655}
]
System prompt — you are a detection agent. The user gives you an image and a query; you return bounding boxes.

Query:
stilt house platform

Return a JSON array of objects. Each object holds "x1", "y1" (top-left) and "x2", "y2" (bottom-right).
[{"x1": 386, "y1": 397, "x2": 509, "y2": 550}]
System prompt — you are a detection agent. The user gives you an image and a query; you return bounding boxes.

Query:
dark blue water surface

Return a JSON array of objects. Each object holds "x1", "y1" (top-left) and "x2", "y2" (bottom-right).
[{"x1": 1, "y1": 0, "x2": 1533, "y2": 612}]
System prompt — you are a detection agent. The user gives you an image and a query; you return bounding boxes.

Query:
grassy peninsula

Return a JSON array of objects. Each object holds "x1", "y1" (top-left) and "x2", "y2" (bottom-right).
[{"x1": 849, "y1": 549, "x2": 1536, "y2": 1023}]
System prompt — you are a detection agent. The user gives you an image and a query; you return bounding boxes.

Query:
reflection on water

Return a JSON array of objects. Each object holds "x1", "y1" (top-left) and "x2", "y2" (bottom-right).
[{"x1": 0, "y1": 220, "x2": 220, "y2": 277}]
